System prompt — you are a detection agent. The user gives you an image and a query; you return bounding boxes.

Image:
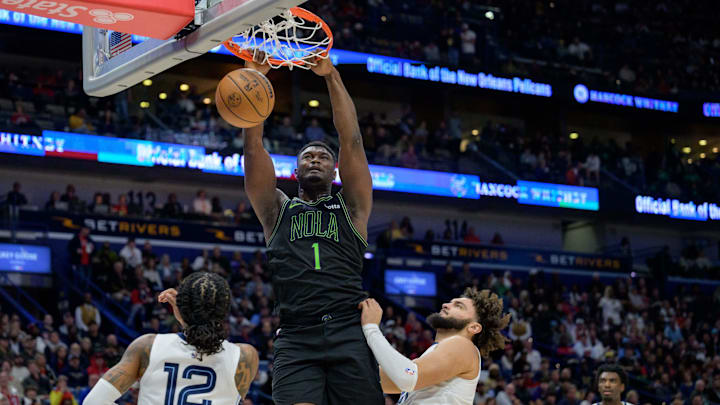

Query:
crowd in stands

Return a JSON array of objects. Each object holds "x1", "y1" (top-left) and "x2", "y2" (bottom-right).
[
  {"x1": 4, "y1": 222, "x2": 720, "y2": 404},
  {"x1": 1, "y1": 180, "x2": 257, "y2": 226},
  {"x1": 317, "y1": 0, "x2": 720, "y2": 95},
  {"x1": 3, "y1": 52, "x2": 720, "y2": 203}
]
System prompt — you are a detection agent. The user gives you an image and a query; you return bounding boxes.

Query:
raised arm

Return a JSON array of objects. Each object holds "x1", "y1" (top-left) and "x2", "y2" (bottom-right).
[
  {"x1": 360, "y1": 300, "x2": 477, "y2": 393},
  {"x1": 311, "y1": 58, "x2": 373, "y2": 240},
  {"x1": 84, "y1": 334, "x2": 156, "y2": 404},
  {"x1": 234, "y1": 343, "x2": 260, "y2": 397},
  {"x1": 241, "y1": 58, "x2": 289, "y2": 240}
]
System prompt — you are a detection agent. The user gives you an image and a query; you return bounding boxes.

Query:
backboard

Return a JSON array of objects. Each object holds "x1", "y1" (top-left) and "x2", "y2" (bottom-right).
[{"x1": 82, "y1": 0, "x2": 305, "y2": 97}]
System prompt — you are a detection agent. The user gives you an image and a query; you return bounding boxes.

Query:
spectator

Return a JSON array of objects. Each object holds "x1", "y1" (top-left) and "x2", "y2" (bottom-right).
[
  {"x1": 111, "y1": 194, "x2": 128, "y2": 216},
  {"x1": 75, "y1": 374, "x2": 98, "y2": 404},
  {"x1": 491, "y1": 232, "x2": 505, "y2": 245},
  {"x1": 6, "y1": 182, "x2": 28, "y2": 207},
  {"x1": 598, "y1": 286, "x2": 622, "y2": 327},
  {"x1": 10, "y1": 104, "x2": 32, "y2": 128},
  {"x1": 304, "y1": 118, "x2": 326, "y2": 142},
  {"x1": 68, "y1": 109, "x2": 93, "y2": 133},
  {"x1": 272, "y1": 116, "x2": 296, "y2": 142},
  {"x1": 423, "y1": 41, "x2": 441, "y2": 63},
  {"x1": 10, "y1": 357, "x2": 28, "y2": 396},
  {"x1": 59, "y1": 185, "x2": 79, "y2": 211},
  {"x1": 193, "y1": 190, "x2": 211, "y2": 215},
  {"x1": 210, "y1": 247, "x2": 230, "y2": 274},
  {"x1": 74, "y1": 293, "x2": 101, "y2": 333},
  {"x1": 119, "y1": 238, "x2": 142, "y2": 268},
  {"x1": 44, "y1": 191, "x2": 62, "y2": 211},
  {"x1": 463, "y1": 226, "x2": 481, "y2": 244},
  {"x1": 22, "y1": 363, "x2": 50, "y2": 397},
  {"x1": 0, "y1": 372, "x2": 19, "y2": 405},
  {"x1": 67, "y1": 227, "x2": 94, "y2": 282},
  {"x1": 20, "y1": 386, "x2": 39, "y2": 405},
  {"x1": 48, "y1": 376, "x2": 76, "y2": 405},
  {"x1": 88, "y1": 193, "x2": 108, "y2": 214},
  {"x1": 459, "y1": 23, "x2": 477, "y2": 66},
  {"x1": 234, "y1": 201, "x2": 253, "y2": 224},
  {"x1": 162, "y1": 193, "x2": 183, "y2": 217},
  {"x1": 210, "y1": 196, "x2": 223, "y2": 217},
  {"x1": 61, "y1": 355, "x2": 86, "y2": 389},
  {"x1": 618, "y1": 64, "x2": 637, "y2": 84},
  {"x1": 584, "y1": 152, "x2": 600, "y2": 185},
  {"x1": 568, "y1": 37, "x2": 592, "y2": 62},
  {"x1": 127, "y1": 280, "x2": 153, "y2": 328}
]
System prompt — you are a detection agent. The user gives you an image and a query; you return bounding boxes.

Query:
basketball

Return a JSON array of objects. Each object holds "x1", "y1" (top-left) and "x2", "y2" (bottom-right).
[{"x1": 215, "y1": 68, "x2": 275, "y2": 128}]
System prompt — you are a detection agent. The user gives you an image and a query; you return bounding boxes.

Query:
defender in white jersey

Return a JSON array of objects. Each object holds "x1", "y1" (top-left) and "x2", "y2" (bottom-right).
[
  {"x1": 84, "y1": 272, "x2": 259, "y2": 405},
  {"x1": 359, "y1": 289, "x2": 511, "y2": 405},
  {"x1": 592, "y1": 364, "x2": 635, "y2": 405}
]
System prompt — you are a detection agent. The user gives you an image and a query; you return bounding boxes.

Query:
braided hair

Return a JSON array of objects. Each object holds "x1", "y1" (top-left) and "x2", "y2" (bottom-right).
[
  {"x1": 462, "y1": 288, "x2": 512, "y2": 357},
  {"x1": 176, "y1": 272, "x2": 231, "y2": 360}
]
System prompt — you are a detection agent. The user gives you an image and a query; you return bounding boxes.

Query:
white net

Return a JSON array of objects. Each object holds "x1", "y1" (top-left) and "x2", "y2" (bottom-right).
[{"x1": 225, "y1": 8, "x2": 332, "y2": 69}]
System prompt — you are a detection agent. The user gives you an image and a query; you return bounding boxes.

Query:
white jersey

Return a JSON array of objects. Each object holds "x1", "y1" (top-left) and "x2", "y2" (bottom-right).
[
  {"x1": 592, "y1": 402, "x2": 634, "y2": 405},
  {"x1": 398, "y1": 339, "x2": 481, "y2": 405},
  {"x1": 137, "y1": 333, "x2": 242, "y2": 405}
]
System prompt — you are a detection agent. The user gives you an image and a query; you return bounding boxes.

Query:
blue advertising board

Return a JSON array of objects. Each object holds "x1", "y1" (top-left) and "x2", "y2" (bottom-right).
[
  {"x1": 1, "y1": 130, "x2": 599, "y2": 205},
  {"x1": 385, "y1": 270, "x2": 437, "y2": 296},
  {"x1": 0, "y1": 243, "x2": 51, "y2": 274}
]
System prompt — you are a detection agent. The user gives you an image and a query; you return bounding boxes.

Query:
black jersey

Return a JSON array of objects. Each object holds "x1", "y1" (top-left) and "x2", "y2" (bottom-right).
[{"x1": 266, "y1": 192, "x2": 368, "y2": 322}]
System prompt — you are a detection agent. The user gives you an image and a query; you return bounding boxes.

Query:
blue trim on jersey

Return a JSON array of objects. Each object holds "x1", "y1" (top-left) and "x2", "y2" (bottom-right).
[{"x1": 177, "y1": 332, "x2": 187, "y2": 342}]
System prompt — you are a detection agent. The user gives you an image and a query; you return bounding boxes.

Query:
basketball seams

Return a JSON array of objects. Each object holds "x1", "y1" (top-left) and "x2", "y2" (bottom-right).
[
  {"x1": 252, "y1": 71, "x2": 274, "y2": 116},
  {"x1": 227, "y1": 72, "x2": 265, "y2": 120},
  {"x1": 217, "y1": 85, "x2": 260, "y2": 125}
]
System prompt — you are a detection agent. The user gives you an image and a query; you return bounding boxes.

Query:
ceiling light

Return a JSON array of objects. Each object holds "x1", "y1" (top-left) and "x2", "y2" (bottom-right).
[
  {"x1": 203, "y1": 97, "x2": 212, "y2": 105},
  {"x1": 308, "y1": 100, "x2": 320, "y2": 108},
  {"x1": 179, "y1": 83, "x2": 190, "y2": 91},
  {"x1": 158, "y1": 92, "x2": 167, "y2": 100},
  {"x1": 569, "y1": 132, "x2": 579, "y2": 140},
  {"x1": 139, "y1": 101, "x2": 150, "y2": 109},
  {"x1": 142, "y1": 79, "x2": 152, "y2": 86},
  {"x1": 682, "y1": 147, "x2": 691, "y2": 154},
  {"x1": 699, "y1": 139, "x2": 707, "y2": 146},
  {"x1": 471, "y1": 129, "x2": 479, "y2": 136}
]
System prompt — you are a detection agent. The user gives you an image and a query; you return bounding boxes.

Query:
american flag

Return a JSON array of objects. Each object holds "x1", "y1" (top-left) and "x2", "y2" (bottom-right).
[{"x1": 109, "y1": 31, "x2": 132, "y2": 57}]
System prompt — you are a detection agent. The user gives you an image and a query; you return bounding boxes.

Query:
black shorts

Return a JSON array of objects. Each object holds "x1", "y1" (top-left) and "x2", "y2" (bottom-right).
[{"x1": 272, "y1": 311, "x2": 384, "y2": 405}]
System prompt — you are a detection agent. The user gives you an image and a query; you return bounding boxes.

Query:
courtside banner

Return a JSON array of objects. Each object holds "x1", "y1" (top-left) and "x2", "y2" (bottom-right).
[
  {"x1": 0, "y1": 0, "x2": 193, "y2": 39},
  {"x1": 394, "y1": 240, "x2": 630, "y2": 272},
  {"x1": 19, "y1": 211, "x2": 266, "y2": 246}
]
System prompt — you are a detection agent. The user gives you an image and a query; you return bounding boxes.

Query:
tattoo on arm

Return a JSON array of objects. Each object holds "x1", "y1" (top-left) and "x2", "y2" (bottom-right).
[
  {"x1": 235, "y1": 344, "x2": 259, "y2": 397},
  {"x1": 102, "y1": 334, "x2": 156, "y2": 393}
]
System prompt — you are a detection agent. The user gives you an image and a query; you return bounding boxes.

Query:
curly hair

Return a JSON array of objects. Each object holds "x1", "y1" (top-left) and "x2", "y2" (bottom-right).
[
  {"x1": 462, "y1": 288, "x2": 512, "y2": 357},
  {"x1": 176, "y1": 272, "x2": 231, "y2": 360},
  {"x1": 595, "y1": 363, "x2": 628, "y2": 390}
]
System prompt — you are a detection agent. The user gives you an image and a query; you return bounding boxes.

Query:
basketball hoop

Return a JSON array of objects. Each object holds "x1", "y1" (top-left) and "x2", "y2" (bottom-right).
[{"x1": 222, "y1": 7, "x2": 333, "y2": 70}]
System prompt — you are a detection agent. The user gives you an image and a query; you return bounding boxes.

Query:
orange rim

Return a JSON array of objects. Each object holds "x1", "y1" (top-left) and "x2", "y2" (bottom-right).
[{"x1": 222, "y1": 7, "x2": 334, "y2": 67}]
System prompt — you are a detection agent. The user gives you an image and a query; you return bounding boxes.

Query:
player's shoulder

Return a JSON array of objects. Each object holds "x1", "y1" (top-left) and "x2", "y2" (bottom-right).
[
  {"x1": 130, "y1": 333, "x2": 158, "y2": 350},
  {"x1": 440, "y1": 335, "x2": 478, "y2": 352},
  {"x1": 234, "y1": 343, "x2": 259, "y2": 362}
]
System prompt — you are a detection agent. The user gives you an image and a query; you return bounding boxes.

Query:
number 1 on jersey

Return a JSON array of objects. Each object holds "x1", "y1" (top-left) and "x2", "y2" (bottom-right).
[{"x1": 312, "y1": 242, "x2": 321, "y2": 270}]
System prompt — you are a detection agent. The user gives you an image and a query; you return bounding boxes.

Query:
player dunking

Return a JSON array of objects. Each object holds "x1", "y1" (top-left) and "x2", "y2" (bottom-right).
[
  {"x1": 359, "y1": 289, "x2": 511, "y2": 405},
  {"x1": 243, "y1": 55, "x2": 382, "y2": 404},
  {"x1": 84, "y1": 272, "x2": 258, "y2": 404}
]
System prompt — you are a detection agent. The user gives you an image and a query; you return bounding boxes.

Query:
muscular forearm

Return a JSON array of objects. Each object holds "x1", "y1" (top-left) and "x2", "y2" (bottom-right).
[{"x1": 324, "y1": 68, "x2": 362, "y2": 146}]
